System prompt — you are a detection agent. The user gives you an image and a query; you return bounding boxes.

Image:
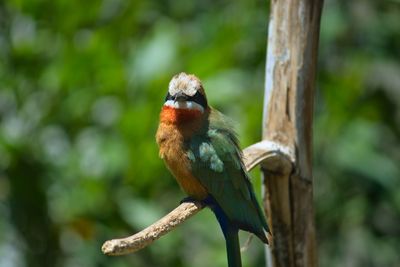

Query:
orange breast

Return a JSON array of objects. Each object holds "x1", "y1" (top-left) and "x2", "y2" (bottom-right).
[
  {"x1": 156, "y1": 120, "x2": 208, "y2": 200},
  {"x1": 160, "y1": 106, "x2": 203, "y2": 124}
]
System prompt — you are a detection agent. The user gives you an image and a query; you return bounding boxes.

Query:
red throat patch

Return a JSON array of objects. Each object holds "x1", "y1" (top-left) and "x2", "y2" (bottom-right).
[{"x1": 160, "y1": 106, "x2": 203, "y2": 124}]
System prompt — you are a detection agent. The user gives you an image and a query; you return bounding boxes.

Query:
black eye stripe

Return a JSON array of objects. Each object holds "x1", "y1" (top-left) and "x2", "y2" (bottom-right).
[
  {"x1": 188, "y1": 91, "x2": 207, "y2": 109},
  {"x1": 165, "y1": 92, "x2": 173, "y2": 101},
  {"x1": 164, "y1": 91, "x2": 208, "y2": 109}
]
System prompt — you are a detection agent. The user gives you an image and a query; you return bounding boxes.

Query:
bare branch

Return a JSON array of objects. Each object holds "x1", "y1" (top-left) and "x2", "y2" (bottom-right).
[
  {"x1": 102, "y1": 201, "x2": 204, "y2": 255},
  {"x1": 102, "y1": 140, "x2": 291, "y2": 256},
  {"x1": 243, "y1": 140, "x2": 293, "y2": 175}
]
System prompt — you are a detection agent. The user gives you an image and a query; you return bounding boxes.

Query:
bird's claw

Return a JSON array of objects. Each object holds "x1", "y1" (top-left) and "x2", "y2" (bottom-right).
[{"x1": 180, "y1": 196, "x2": 196, "y2": 204}]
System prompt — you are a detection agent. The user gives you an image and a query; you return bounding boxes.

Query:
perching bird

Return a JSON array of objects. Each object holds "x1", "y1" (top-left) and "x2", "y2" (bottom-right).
[{"x1": 156, "y1": 72, "x2": 270, "y2": 267}]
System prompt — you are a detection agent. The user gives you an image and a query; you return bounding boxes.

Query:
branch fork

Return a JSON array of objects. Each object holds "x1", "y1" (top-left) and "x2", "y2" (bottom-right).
[{"x1": 102, "y1": 140, "x2": 292, "y2": 256}]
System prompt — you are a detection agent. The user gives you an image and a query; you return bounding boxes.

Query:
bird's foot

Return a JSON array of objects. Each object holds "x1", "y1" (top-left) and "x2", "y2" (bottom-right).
[
  {"x1": 180, "y1": 196, "x2": 215, "y2": 207},
  {"x1": 180, "y1": 196, "x2": 197, "y2": 204},
  {"x1": 180, "y1": 195, "x2": 215, "y2": 208}
]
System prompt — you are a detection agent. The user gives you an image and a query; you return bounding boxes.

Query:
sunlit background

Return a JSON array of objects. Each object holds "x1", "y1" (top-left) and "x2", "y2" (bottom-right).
[{"x1": 0, "y1": 0, "x2": 399, "y2": 267}]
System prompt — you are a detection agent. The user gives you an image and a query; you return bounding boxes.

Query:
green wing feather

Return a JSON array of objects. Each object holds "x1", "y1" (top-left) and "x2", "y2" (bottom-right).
[{"x1": 187, "y1": 109, "x2": 269, "y2": 242}]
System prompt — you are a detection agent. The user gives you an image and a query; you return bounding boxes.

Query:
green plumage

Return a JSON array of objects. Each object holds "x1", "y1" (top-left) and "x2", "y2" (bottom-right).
[
  {"x1": 186, "y1": 109, "x2": 269, "y2": 244},
  {"x1": 159, "y1": 72, "x2": 269, "y2": 267}
]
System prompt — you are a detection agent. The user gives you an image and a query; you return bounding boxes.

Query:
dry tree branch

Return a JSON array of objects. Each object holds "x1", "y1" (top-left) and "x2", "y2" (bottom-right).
[
  {"x1": 102, "y1": 201, "x2": 204, "y2": 256},
  {"x1": 102, "y1": 140, "x2": 292, "y2": 256}
]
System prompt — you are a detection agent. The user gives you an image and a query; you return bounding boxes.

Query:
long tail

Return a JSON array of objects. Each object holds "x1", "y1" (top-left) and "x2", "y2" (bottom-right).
[
  {"x1": 223, "y1": 226, "x2": 242, "y2": 267},
  {"x1": 206, "y1": 197, "x2": 242, "y2": 267}
]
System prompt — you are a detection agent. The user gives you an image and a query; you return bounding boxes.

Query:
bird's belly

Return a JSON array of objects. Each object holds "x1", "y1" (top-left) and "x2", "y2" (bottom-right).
[
  {"x1": 163, "y1": 148, "x2": 208, "y2": 200},
  {"x1": 156, "y1": 122, "x2": 208, "y2": 200}
]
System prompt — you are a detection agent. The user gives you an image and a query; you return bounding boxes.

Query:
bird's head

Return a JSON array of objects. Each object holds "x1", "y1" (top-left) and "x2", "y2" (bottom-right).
[
  {"x1": 160, "y1": 73, "x2": 209, "y2": 124},
  {"x1": 165, "y1": 72, "x2": 208, "y2": 112}
]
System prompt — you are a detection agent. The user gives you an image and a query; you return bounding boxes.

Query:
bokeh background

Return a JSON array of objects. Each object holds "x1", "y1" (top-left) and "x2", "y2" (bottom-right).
[{"x1": 0, "y1": 0, "x2": 399, "y2": 266}]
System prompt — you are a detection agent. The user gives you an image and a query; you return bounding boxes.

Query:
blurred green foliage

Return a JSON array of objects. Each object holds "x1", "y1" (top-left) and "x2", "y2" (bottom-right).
[{"x1": 0, "y1": 0, "x2": 399, "y2": 267}]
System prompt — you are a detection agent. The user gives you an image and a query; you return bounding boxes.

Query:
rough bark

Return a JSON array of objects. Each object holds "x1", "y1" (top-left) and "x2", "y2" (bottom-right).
[
  {"x1": 102, "y1": 201, "x2": 204, "y2": 255},
  {"x1": 262, "y1": 0, "x2": 323, "y2": 267}
]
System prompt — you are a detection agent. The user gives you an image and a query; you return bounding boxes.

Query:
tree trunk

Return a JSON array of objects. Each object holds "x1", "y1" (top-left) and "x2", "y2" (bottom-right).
[{"x1": 262, "y1": 1, "x2": 323, "y2": 267}]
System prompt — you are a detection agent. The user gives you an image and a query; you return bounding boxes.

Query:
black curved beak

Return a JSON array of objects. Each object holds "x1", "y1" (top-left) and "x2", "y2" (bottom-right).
[{"x1": 174, "y1": 92, "x2": 189, "y2": 102}]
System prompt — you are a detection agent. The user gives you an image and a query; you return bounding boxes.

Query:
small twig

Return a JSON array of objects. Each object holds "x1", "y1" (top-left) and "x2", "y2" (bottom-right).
[
  {"x1": 102, "y1": 201, "x2": 204, "y2": 255},
  {"x1": 102, "y1": 140, "x2": 291, "y2": 256},
  {"x1": 240, "y1": 234, "x2": 254, "y2": 253}
]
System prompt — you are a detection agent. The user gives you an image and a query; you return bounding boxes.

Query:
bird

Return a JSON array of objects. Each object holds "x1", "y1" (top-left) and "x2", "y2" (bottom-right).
[{"x1": 156, "y1": 72, "x2": 270, "y2": 267}]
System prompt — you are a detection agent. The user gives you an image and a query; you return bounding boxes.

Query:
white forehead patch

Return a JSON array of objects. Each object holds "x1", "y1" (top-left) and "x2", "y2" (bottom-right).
[
  {"x1": 168, "y1": 73, "x2": 200, "y2": 96},
  {"x1": 164, "y1": 100, "x2": 204, "y2": 113}
]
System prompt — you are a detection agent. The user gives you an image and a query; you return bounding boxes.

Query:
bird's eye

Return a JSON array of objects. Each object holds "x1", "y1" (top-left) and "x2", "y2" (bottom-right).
[
  {"x1": 165, "y1": 92, "x2": 174, "y2": 102},
  {"x1": 189, "y1": 91, "x2": 207, "y2": 109}
]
